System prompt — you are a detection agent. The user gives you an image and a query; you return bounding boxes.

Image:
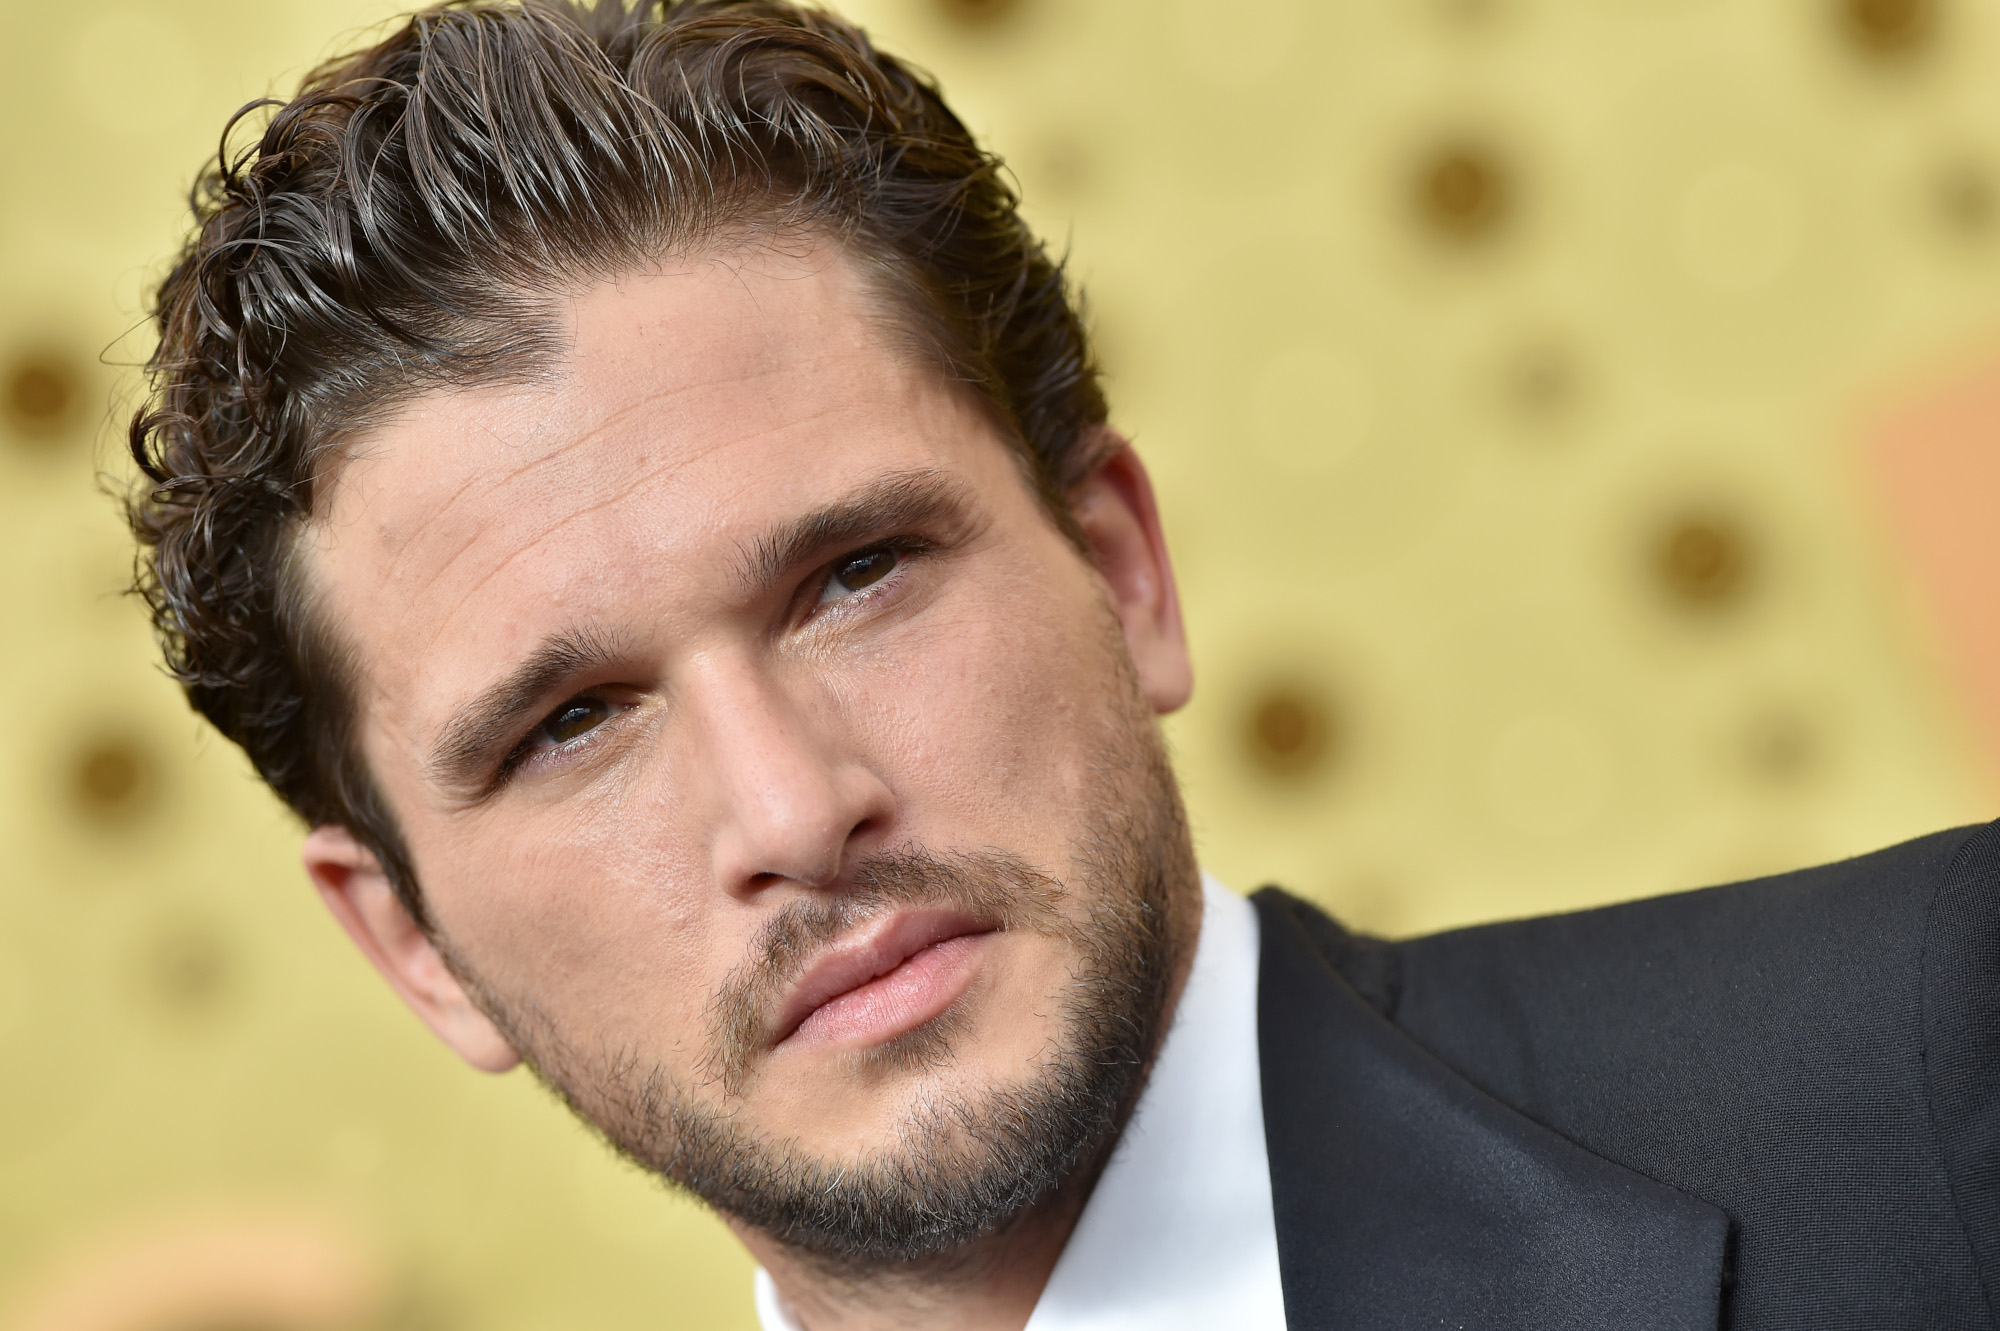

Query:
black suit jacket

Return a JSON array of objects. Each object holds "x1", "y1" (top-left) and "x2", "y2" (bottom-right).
[{"x1": 1253, "y1": 819, "x2": 2000, "y2": 1330}]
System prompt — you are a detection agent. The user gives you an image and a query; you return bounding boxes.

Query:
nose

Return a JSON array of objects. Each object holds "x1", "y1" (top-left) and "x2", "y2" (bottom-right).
[{"x1": 691, "y1": 653, "x2": 895, "y2": 897}]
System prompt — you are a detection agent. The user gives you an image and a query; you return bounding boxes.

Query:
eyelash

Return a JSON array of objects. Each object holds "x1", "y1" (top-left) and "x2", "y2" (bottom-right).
[
  {"x1": 499, "y1": 692, "x2": 624, "y2": 781},
  {"x1": 807, "y1": 538, "x2": 929, "y2": 617}
]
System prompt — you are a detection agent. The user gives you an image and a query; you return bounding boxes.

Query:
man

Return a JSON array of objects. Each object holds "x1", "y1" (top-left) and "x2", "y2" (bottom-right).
[{"x1": 124, "y1": 2, "x2": 2000, "y2": 1328}]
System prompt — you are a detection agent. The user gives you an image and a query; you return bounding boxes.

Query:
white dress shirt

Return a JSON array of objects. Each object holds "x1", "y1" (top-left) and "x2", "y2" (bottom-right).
[{"x1": 754, "y1": 874, "x2": 1288, "y2": 1330}]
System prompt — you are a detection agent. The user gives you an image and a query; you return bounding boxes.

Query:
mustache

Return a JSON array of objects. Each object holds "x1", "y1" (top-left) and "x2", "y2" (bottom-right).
[{"x1": 702, "y1": 847, "x2": 1073, "y2": 1093}]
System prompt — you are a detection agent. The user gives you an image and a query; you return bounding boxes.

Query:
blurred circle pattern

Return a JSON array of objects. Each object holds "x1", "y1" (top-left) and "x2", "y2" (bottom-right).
[
  {"x1": 1742, "y1": 707, "x2": 1823, "y2": 787},
  {"x1": 1501, "y1": 341, "x2": 1582, "y2": 424},
  {"x1": 7, "y1": 0, "x2": 2000, "y2": 1326},
  {"x1": 69, "y1": 735, "x2": 155, "y2": 824},
  {"x1": 140, "y1": 920, "x2": 233, "y2": 1016},
  {"x1": 1243, "y1": 683, "x2": 1338, "y2": 781},
  {"x1": 1413, "y1": 141, "x2": 1510, "y2": 243},
  {"x1": 4, "y1": 351, "x2": 81, "y2": 442},
  {"x1": 933, "y1": 0, "x2": 1021, "y2": 25},
  {"x1": 1838, "y1": 0, "x2": 1935, "y2": 59},
  {"x1": 1934, "y1": 158, "x2": 1994, "y2": 238},
  {"x1": 1652, "y1": 512, "x2": 1754, "y2": 612}
]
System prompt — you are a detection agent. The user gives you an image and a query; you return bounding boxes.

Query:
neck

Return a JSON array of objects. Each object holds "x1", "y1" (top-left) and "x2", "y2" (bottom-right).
[{"x1": 740, "y1": 884, "x2": 1206, "y2": 1331}]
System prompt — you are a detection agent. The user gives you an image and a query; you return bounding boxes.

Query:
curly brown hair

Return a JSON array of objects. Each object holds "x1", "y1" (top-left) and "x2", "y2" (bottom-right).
[{"x1": 126, "y1": 0, "x2": 1106, "y2": 923}]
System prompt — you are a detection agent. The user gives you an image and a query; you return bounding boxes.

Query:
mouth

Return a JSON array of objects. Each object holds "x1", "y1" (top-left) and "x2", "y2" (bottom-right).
[{"x1": 772, "y1": 909, "x2": 998, "y2": 1052}]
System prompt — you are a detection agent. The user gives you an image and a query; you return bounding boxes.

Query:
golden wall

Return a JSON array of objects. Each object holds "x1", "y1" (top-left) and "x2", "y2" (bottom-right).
[{"x1": 3, "y1": 0, "x2": 1996, "y2": 1326}]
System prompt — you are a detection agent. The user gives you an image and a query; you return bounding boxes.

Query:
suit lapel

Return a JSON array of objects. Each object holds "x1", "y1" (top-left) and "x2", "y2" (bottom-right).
[{"x1": 1253, "y1": 890, "x2": 1730, "y2": 1331}]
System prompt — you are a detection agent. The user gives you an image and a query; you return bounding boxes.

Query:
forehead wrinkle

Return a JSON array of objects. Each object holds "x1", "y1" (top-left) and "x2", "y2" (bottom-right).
[
  {"x1": 340, "y1": 240, "x2": 888, "y2": 552},
  {"x1": 402, "y1": 427, "x2": 749, "y2": 671},
  {"x1": 374, "y1": 399, "x2": 805, "y2": 651},
  {"x1": 402, "y1": 362, "x2": 905, "y2": 639},
  {"x1": 378, "y1": 417, "x2": 703, "y2": 625},
  {"x1": 357, "y1": 274, "x2": 901, "y2": 603},
  {"x1": 367, "y1": 405, "x2": 926, "y2": 737},
  {"x1": 421, "y1": 412, "x2": 925, "y2": 689},
  {"x1": 367, "y1": 372, "x2": 731, "y2": 587}
]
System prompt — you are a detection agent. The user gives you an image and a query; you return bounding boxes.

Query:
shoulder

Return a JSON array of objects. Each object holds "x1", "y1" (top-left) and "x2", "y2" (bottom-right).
[
  {"x1": 1384, "y1": 822, "x2": 1992, "y2": 1122},
  {"x1": 1259, "y1": 820, "x2": 2000, "y2": 1326}
]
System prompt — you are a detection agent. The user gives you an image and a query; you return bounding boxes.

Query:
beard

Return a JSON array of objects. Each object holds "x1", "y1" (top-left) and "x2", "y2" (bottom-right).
[{"x1": 448, "y1": 652, "x2": 1200, "y2": 1274}]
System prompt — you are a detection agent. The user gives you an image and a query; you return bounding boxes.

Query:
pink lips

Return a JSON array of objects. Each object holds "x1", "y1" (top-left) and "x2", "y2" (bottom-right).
[{"x1": 773, "y1": 909, "x2": 996, "y2": 1051}]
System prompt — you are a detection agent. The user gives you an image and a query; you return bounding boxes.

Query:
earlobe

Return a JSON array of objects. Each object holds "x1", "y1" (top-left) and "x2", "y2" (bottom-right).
[
  {"x1": 1068, "y1": 432, "x2": 1194, "y2": 715},
  {"x1": 302, "y1": 825, "x2": 522, "y2": 1074}
]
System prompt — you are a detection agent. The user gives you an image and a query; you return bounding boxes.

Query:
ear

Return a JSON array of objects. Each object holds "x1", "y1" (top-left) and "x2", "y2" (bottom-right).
[
  {"x1": 302, "y1": 825, "x2": 521, "y2": 1073},
  {"x1": 1068, "y1": 432, "x2": 1193, "y2": 714}
]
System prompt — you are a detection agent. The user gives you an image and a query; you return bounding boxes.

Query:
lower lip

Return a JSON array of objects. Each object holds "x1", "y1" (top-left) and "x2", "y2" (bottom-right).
[{"x1": 786, "y1": 932, "x2": 993, "y2": 1050}]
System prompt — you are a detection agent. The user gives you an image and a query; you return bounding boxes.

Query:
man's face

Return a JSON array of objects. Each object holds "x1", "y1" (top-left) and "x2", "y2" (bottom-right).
[{"x1": 304, "y1": 244, "x2": 1198, "y2": 1262}]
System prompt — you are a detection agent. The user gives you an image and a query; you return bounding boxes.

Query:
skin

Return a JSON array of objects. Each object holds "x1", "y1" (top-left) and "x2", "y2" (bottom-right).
[{"x1": 298, "y1": 242, "x2": 1196, "y2": 1331}]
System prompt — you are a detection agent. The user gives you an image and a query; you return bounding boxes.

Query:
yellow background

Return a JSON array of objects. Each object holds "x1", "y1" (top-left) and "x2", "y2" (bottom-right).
[{"x1": 3, "y1": 0, "x2": 1997, "y2": 1325}]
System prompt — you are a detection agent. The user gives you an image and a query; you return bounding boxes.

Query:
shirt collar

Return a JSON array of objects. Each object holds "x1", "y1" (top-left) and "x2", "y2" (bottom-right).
[{"x1": 755, "y1": 874, "x2": 1286, "y2": 1330}]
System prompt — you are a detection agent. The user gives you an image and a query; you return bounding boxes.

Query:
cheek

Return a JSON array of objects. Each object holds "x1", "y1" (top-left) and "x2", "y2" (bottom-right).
[
  {"x1": 854, "y1": 565, "x2": 1112, "y2": 846},
  {"x1": 415, "y1": 779, "x2": 720, "y2": 1048}
]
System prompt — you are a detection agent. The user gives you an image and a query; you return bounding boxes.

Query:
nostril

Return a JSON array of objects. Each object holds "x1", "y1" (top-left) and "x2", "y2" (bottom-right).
[{"x1": 844, "y1": 813, "x2": 890, "y2": 855}]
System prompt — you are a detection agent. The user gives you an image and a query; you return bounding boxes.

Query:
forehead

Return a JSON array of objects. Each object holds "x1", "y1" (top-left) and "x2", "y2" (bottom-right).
[{"x1": 304, "y1": 245, "x2": 1016, "y2": 713}]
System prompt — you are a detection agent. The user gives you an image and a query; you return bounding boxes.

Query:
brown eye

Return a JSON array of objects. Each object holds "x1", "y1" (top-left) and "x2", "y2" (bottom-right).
[
  {"x1": 542, "y1": 697, "x2": 609, "y2": 745},
  {"x1": 831, "y1": 548, "x2": 898, "y2": 595}
]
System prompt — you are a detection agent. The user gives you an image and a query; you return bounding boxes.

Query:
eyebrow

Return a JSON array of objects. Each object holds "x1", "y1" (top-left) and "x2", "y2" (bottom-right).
[
  {"x1": 426, "y1": 628, "x2": 625, "y2": 798},
  {"x1": 425, "y1": 468, "x2": 977, "y2": 800},
  {"x1": 737, "y1": 466, "x2": 976, "y2": 592}
]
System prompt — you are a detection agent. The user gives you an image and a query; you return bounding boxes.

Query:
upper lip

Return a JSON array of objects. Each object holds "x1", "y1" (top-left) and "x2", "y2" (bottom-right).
[{"x1": 771, "y1": 909, "x2": 995, "y2": 1046}]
